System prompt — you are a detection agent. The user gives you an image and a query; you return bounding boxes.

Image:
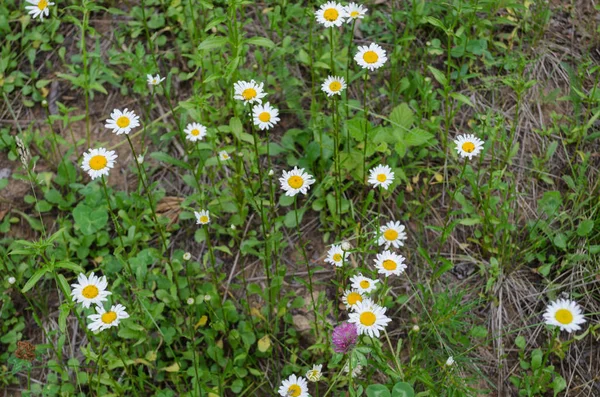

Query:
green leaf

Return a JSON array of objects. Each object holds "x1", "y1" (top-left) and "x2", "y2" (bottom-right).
[
  {"x1": 22, "y1": 268, "x2": 49, "y2": 293},
  {"x1": 245, "y1": 37, "x2": 276, "y2": 49},
  {"x1": 198, "y1": 36, "x2": 228, "y2": 51},
  {"x1": 404, "y1": 128, "x2": 434, "y2": 147},
  {"x1": 366, "y1": 384, "x2": 391, "y2": 397},
  {"x1": 73, "y1": 204, "x2": 108, "y2": 235},
  {"x1": 150, "y1": 152, "x2": 192, "y2": 170},
  {"x1": 531, "y1": 349, "x2": 543, "y2": 370},
  {"x1": 391, "y1": 382, "x2": 415, "y2": 397},
  {"x1": 576, "y1": 219, "x2": 594, "y2": 237},
  {"x1": 538, "y1": 191, "x2": 562, "y2": 216},
  {"x1": 389, "y1": 103, "x2": 413, "y2": 131},
  {"x1": 515, "y1": 335, "x2": 526, "y2": 350},
  {"x1": 427, "y1": 65, "x2": 448, "y2": 87},
  {"x1": 552, "y1": 376, "x2": 567, "y2": 396}
]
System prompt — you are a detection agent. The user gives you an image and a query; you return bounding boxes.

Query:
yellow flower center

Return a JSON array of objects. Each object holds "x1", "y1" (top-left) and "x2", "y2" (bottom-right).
[
  {"x1": 462, "y1": 141, "x2": 475, "y2": 153},
  {"x1": 242, "y1": 88, "x2": 257, "y2": 100},
  {"x1": 82, "y1": 285, "x2": 99, "y2": 299},
  {"x1": 363, "y1": 51, "x2": 379, "y2": 64},
  {"x1": 287, "y1": 384, "x2": 301, "y2": 397},
  {"x1": 200, "y1": 215, "x2": 209, "y2": 223},
  {"x1": 383, "y1": 229, "x2": 398, "y2": 241},
  {"x1": 308, "y1": 370, "x2": 319, "y2": 379},
  {"x1": 89, "y1": 155, "x2": 107, "y2": 171},
  {"x1": 323, "y1": 8, "x2": 339, "y2": 21},
  {"x1": 258, "y1": 112, "x2": 271, "y2": 122},
  {"x1": 350, "y1": 10, "x2": 359, "y2": 17},
  {"x1": 329, "y1": 81, "x2": 342, "y2": 92},
  {"x1": 360, "y1": 311, "x2": 376, "y2": 326},
  {"x1": 555, "y1": 309, "x2": 573, "y2": 325},
  {"x1": 191, "y1": 129, "x2": 200, "y2": 136},
  {"x1": 359, "y1": 280, "x2": 370, "y2": 289},
  {"x1": 38, "y1": 0, "x2": 48, "y2": 10},
  {"x1": 383, "y1": 259, "x2": 397, "y2": 271},
  {"x1": 221, "y1": 153, "x2": 229, "y2": 159},
  {"x1": 347, "y1": 292, "x2": 362, "y2": 305},
  {"x1": 288, "y1": 175, "x2": 304, "y2": 189},
  {"x1": 116, "y1": 116, "x2": 130, "y2": 128},
  {"x1": 332, "y1": 253, "x2": 342, "y2": 262},
  {"x1": 101, "y1": 311, "x2": 117, "y2": 324},
  {"x1": 377, "y1": 173, "x2": 387, "y2": 182}
]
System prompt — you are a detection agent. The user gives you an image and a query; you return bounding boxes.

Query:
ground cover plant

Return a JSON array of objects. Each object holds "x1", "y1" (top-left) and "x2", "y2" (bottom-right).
[{"x1": 1, "y1": 0, "x2": 600, "y2": 395}]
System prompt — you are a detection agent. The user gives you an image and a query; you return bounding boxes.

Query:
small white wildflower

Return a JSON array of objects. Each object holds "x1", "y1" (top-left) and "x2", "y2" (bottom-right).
[
  {"x1": 8, "y1": 276, "x2": 16, "y2": 285},
  {"x1": 204, "y1": 294, "x2": 211, "y2": 301},
  {"x1": 187, "y1": 297, "x2": 195, "y2": 305},
  {"x1": 183, "y1": 252, "x2": 191, "y2": 261},
  {"x1": 446, "y1": 356, "x2": 455, "y2": 366}
]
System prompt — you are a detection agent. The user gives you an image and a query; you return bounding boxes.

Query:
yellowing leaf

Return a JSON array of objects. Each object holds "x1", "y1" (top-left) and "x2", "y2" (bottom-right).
[
  {"x1": 250, "y1": 307, "x2": 266, "y2": 321},
  {"x1": 160, "y1": 362, "x2": 180, "y2": 372},
  {"x1": 257, "y1": 335, "x2": 271, "y2": 353},
  {"x1": 194, "y1": 315, "x2": 208, "y2": 329}
]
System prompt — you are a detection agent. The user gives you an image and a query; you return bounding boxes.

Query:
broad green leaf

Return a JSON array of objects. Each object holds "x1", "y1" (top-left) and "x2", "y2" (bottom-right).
[
  {"x1": 366, "y1": 384, "x2": 391, "y2": 397},
  {"x1": 150, "y1": 152, "x2": 192, "y2": 170},
  {"x1": 73, "y1": 204, "x2": 108, "y2": 235},
  {"x1": 22, "y1": 268, "x2": 49, "y2": 293},
  {"x1": 427, "y1": 65, "x2": 448, "y2": 87},
  {"x1": 391, "y1": 382, "x2": 415, "y2": 397},
  {"x1": 198, "y1": 36, "x2": 228, "y2": 51},
  {"x1": 245, "y1": 37, "x2": 275, "y2": 48},
  {"x1": 389, "y1": 103, "x2": 413, "y2": 131},
  {"x1": 576, "y1": 219, "x2": 594, "y2": 237}
]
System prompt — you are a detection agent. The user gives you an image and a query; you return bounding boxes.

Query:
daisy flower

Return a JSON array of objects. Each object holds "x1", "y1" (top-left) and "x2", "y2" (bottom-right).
[
  {"x1": 349, "y1": 273, "x2": 379, "y2": 294},
  {"x1": 147, "y1": 74, "x2": 165, "y2": 86},
  {"x1": 184, "y1": 122, "x2": 207, "y2": 142},
  {"x1": 368, "y1": 164, "x2": 394, "y2": 190},
  {"x1": 374, "y1": 250, "x2": 407, "y2": 277},
  {"x1": 195, "y1": 209, "x2": 210, "y2": 225},
  {"x1": 315, "y1": 2, "x2": 346, "y2": 28},
  {"x1": 278, "y1": 374, "x2": 309, "y2": 397},
  {"x1": 105, "y1": 108, "x2": 140, "y2": 135},
  {"x1": 252, "y1": 102, "x2": 280, "y2": 130},
  {"x1": 378, "y1": 220, "x2": 407, "y2": 249},
  {"x1": 26, "y1": 0, "x2": 54, "y2": 21},
  {"x1": 355, "y1": 43, "x2": 387, "y2": 71},
  {"x1": 342, "y1": 289, "x2": 364, "y2": 309},
  {"x1": 233, "y1": 80, "x2": 267, "y2": 105},
  {"x1": 344, "y1": 3, "x2": 367, "y2": 21},
  {"x1": 348, "y1": 300, "x2": 391, "y2": 338},
  {"x1": 446, "y1": 356, "x2": 455, "y2": 366},
  {"x1": 279, "y1": 167, "x2": 316, "y2": 197},
  {"x1": 87, "y1": 304, "x2": 129, "y2": 332},
  {"x1": 321, "y1": 76, "x2": 347, "y2": 97},
  {"x1": 70, "y1": 272, "x2": 112, "y2": 309},
  {"x1": 218, "y1": 151, "x2": 231, "y2": 161},
  {"x1": 454, "y1": 134, "x2": 484, "y2": 160},
  {"x1": 543, "y1": 298, "x2": 586, "y2": 333},
  {"x1": 81, "y1": 148, "x2": 117, "y2": 180},
  {"x1": 325, "y1": 244, "x2": 348, "y2": 267},
  {"x1": 306, "y1": 364, "x2": 323, "y2": 382}
]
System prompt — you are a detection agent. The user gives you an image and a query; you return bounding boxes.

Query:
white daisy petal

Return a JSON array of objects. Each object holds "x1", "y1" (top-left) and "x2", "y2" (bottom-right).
[
  {"x1": 105, "y1": 108, "x2": 140, "y2": 135},
  {"x1": 342, "y1": 289, "x2": 364, "y2": 309},
  {"x1": 277, "y1": 374, "x2": 309, "y2": 397},
  {"x1": 543, "y1": 298, "x2": 586, "y2": 333},
  {"x1": 349, "y1": 273, "x2": 379, "y2": 294},
  {"x1": 325, "y1": 244, "x2": 348, "y2": 267},
  {"x1": 348, "y1": 300, "x2": 391, "y2": 338},
  {"x1": 368, "y1": 164, "x2": 395, "y2": 190},
  {"x1": 315, "y1": 2, "x2": 346, "y2": 28},
  {"x1": 321, "y1": 76, "x2": 347, "y2": 97},
  {"x1": 194, "y1": 209, "x2": 211, "y2": 225},
  {"x1": 306, "y1": 364, "x2": 323, "y2": 382},
  {"x1": 252, "y1": 102, "x2": 280, "y2": 130},
  {"x1": 26, "y1": 0, "x2": 55, "y2": 21},
  {"x1": 454, "y1": 134, "x2": 484, "y2": 159},
  {"x1": 233, "y1": 80, "x2": 267, "y2": 105},
  {"x1": 355, "y1": 43, "x2": 387, "y2": 71},
  {"x1": 344, "y1": 3, "x2": 368, "y2": 22},
  {"x1": 374, "y1": 250, "x2": 407, "y2": 277},
  {"x1": 279, "y1": 167, "x2": 316, "y2": 197},
  {"x1": 184, "y1": 122, "x2": 208, "y2": 142},
  {"x1": 81, "y1": 148, "x2": 117, "y2": 180},
  {"x1": 378, "y1": 220, "x2": 407, "y2": 249},
  {"x1": 147, "y1": 74, "x2": 165, "y2": 86},
  {"x1": 70, "y1": 272, "x2": 112, "y2": 309},
  {"x1": 87, "y1": 304, "x2": 129, "y2": 332}
]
